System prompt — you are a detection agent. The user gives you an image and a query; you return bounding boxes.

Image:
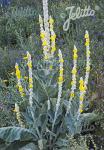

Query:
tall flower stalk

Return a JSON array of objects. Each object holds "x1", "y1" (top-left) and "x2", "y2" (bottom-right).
[
  {"x1": 27, "y1": 51, "x2": 33, "y2": 107},
  {"x1": 52, "y1": 49, "x2": 64, "y2": 130},
  {"x1": 84, "y1": 30, "x2": 91, "y2": 91},
  {"x1": 39, "y1": 15, "x2": 49, "y2": 60},
  {"x1": 66, "y1": 45, "x2": 78, "y2": 113},
  {"x1": 39, "y1": 0, "x2": 57, "y2": 60},
  {"x1": 49, "y1": 16, "x2": 56, "y2": 57},
  {"x1": 15, "y1": 63, "x2": 25, "y2": 98},
  {"x1": 77, "y1": 31, "x2": 91, "y2": 117},
  {"x1": 42, "y1": 0, "x2": 50, "y2": 48}
]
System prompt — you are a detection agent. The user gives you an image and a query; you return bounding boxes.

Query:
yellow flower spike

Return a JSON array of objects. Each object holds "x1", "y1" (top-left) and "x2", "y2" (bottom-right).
[
  {"x1": 84, "y1": 30, "x2": 91, "y2": 90},
  {"x1": 53, "y1": 49, "x2": 63, "y2": 129},
  {"x1": 15, "y1": 63, "x2": 25, "y2": 98},
  {"x1": 27, "y1": 51, "x2": 33, "y2": 107},
  {"x1": 67, "y1": 45, "x2": 78, "y2": 110}
]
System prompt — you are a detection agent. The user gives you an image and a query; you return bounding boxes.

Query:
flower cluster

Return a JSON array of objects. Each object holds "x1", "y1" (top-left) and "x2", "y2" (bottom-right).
[
  {"x1": 70, "y1": 45, "x2": 78, "y2": 100},
  {"x1": 39, "y1": 15, "x2": 49, "y2": 60},
  {"x1": 15, "y1": 63, "x2": 25, "y2": 97},
  {"x1": 49, "y1": 16, "x2": 56, "y2": 57},
  {"x1": 14, "y1": 103, "x2": 25, "y2": 128},
  {"x1": 78, "y1": 77, "x2": 86, "y2": 114},
  {"x1": 27, "y1": 51, "x2": 33, "y2": 107},
  {"x1": 84, "y1": 30, "x2": 91, "y2": 90},
  {"x1": 42, "y1": 0, "x2": 50, "y2": 47},
  {"x1": 39, "y1": 0, "x2": 56, "y2": 60}
]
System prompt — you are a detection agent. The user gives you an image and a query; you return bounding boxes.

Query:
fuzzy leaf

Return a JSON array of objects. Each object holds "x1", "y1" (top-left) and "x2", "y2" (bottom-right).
[{"x1": 0, "y1": 127, "x2": 37, "y2": 143}]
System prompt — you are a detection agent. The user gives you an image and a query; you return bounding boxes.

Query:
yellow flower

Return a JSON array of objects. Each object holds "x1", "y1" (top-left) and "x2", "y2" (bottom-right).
[
  {"x1": 19, "y1": 86, "x2": 24, "y2": 92},
  {"x1": 85, "y1": 41, "x2": 90, "y2": 46},
  {"x1": 27, "y1": 62, "x2": 32, "y2": 68},
  {"x1": 71, "y1": 81, "x2": 75, "y2": 86},
  {"x1": 58, "y1": 76, "x2": 63, "y2": 83},
  {"x1": 29, "y1": 78, "x2": 33, "y2": 84},
  {"x1": 73, "y1": 49, "x2": 77, "y2": 53},
  {"x1": 70, "y1": 92, "x2": 74, "y2": 98},
  {"x1": 59, "y1": 68, "x2": 64, "y2": 74},
  {"x1": 16, "y1": 70, "x2": 21, "y2": 79},
  {"x1": 29, "y1": 84, "x2": 33, "y2": 88},
  {"x1": 80, "y1": 95, "x2": 84, "y2": 101},
  {"x1": 40, "y1": 32, "x2": 45, "y2": 39},
  {"x1": 51, "y1": 46, "x2": 56, "y2": 52},
  {"x1": 72, "y1": 68, "x2": 77, "y2": 74},
  {"x1": 79, "y1": 109, "x2": 83, "y2": 113},
  {"x1": 42, "y1": 40, "x2": 48, "y2": 46},
  {"x1": 50, "y1": 35, "x2": 56, "y2": 41},
  {"x1": 73, "y1": 53, "x2": 78, "y2": 59},
  {"x1": 79, "y1": 79, "x2": 84, "y2": 84},
  {"x1": 85, "y1": 33, "x2": 89, "y2": 39},
  {"x1": 79, "y1": 85, "x2": 85, "y2": 92},
  {"x1": 49, "y1": 17, "x2": 54, "y2": 24},
  {"x1": 59, "y1": 58, "x2": 64, "y2": 63}
]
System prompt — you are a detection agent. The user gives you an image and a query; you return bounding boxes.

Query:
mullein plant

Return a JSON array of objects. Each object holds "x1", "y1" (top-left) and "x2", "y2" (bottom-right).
[
  {"x1": 0, "y1": 32, "x2": 98, "y2": 150},
  {"x1": 0, "y1": 1, "x2": 98, "y2": 149}
]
